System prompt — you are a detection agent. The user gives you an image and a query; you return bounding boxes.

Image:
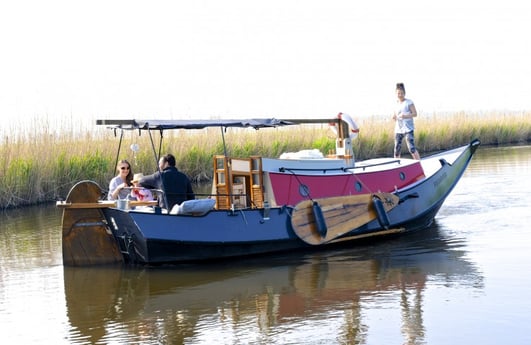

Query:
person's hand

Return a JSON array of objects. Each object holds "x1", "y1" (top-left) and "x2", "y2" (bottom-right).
[{"x1": 113, "y1": 183, "x2": 128, "y2": 199}]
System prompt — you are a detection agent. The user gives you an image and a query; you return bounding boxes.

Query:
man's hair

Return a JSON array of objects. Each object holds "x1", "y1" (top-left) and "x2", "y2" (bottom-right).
[{"x1": 163, "y1": 154, "x2": 176, "y2": 167}]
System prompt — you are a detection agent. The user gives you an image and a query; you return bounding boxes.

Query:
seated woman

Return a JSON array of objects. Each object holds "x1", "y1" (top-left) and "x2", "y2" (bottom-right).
[
  {"x1": 108, "y1": 160, "x2": 133, "y2": 200},
  {"x1": 130, "y1": 173, "x2": 154, "y2": 202}
]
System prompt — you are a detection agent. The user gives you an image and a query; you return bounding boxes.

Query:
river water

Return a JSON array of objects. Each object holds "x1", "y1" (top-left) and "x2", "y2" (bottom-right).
[{"x1": 1, "y1": 145, "x2": 531, "y2": 345}]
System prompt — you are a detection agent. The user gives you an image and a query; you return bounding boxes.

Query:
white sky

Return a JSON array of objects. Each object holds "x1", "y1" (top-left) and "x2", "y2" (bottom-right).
[{"x1": 1, "y1": 0, "x2": 531, "y2": 127}]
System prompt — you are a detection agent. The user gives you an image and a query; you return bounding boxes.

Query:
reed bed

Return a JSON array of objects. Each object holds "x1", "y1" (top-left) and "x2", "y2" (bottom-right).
[{"x1": 1, "y1": 111, "x2": 530, "y2": 208}]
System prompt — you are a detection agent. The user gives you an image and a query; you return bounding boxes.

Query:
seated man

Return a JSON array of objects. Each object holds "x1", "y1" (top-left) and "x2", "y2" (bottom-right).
[{"x1": 139, "y1": 154, "x2": 195, "y2": 209}]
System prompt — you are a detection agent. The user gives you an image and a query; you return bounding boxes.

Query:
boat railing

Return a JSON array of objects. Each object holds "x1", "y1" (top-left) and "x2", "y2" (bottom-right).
[
  {"x1": 278, "y1": 166, "x2": 354, "y2": 173},
  {"x1": 277, "y1": 159, "x2": 401, "y2": 173},
  {"x1": 351, "y1": 159, "x2": 402, "y2": 171},
  {"x1": 192, "y1": 192, "x2": 262, "y2": 210}
]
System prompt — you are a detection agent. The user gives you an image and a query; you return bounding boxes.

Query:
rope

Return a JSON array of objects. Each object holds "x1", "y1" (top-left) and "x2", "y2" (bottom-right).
[
  {"x1": 283, "y1": 169, "x2": 316, "y2": 203},
  {"x1": 345, "y1": 168, "x2": 374, "y2": 194}
]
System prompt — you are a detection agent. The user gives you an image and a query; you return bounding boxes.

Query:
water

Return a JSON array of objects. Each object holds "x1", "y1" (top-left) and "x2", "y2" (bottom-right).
[{"x1": 1, "y1": 145, "x2": 531, "y2": 344}]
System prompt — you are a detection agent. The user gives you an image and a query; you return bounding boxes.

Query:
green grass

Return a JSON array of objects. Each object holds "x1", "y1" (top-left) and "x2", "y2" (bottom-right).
[{"x1": 1, "y1": 111, "x2": 530, "y2": 208}]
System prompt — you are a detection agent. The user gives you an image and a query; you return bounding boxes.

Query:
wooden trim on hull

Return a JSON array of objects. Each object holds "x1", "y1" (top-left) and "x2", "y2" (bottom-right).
[{"x1": 57, "y1": 200, "x2": 158, "y2": 209}]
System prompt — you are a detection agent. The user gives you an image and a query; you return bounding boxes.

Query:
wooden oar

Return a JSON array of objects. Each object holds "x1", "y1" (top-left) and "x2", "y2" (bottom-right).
[{"x1": 290, "y1": 192, "x2": 399, "y2": 245}]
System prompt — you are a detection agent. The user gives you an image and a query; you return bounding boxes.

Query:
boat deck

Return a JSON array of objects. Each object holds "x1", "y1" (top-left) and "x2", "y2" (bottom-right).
[{"x1": 262, "y1": 157, "x2": 350, "y2": 175}]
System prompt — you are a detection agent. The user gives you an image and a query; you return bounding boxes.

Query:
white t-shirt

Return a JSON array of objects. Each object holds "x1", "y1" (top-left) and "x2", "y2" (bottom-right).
[
  {"x1": 394, "y1": 98, "x2": 415, "y2": 134},
  {"x1": 108, "y1": 176, "x2": 130, "y2": 200}
]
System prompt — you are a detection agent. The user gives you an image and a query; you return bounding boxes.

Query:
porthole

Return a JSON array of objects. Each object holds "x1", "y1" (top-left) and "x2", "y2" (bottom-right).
[
  {"x1": 299, "y1": 184, "x2": 310, "y2": 197},
  {"x1": 399, "y1": 172, "x2": 406, "y2": 181},
  {"x1": 355, "y1": 181, "x2": 363, "y2": 192}
]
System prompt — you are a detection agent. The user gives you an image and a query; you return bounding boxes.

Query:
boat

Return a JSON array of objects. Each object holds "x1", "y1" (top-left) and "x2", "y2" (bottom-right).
[{"x1": 57, "y1": 115, "x2": 481, "y2": 266}]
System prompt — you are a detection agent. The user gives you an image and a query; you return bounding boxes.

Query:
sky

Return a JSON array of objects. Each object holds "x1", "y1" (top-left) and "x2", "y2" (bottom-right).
[{"x1": 1, "y1": 0, "x2": 531, "y2": 131}]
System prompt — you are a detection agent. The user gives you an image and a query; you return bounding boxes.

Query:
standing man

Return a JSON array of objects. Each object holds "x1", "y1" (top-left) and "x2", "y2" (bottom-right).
[
  {"x1": 140, "y1": 153, "x2": 195, "y2": 209},
  {"x1": 392, "y1": 82, "x2": 421, "y2": 160}
]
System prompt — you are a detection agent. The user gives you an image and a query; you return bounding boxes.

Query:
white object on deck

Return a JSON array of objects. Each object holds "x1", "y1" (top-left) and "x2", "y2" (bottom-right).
[{"x1": 170, "y1": 198, "x2": 216, "y2": 215}]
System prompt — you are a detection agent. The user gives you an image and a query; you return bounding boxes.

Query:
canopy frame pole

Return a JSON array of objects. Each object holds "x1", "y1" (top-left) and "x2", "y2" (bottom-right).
[
  {"x1": 111, "y1": 129, "x2": 125, "y2": 178},
  {"x1": 221, "y1": 126, "x2": 228, "y2": 157},
  {"x1": 146, "y1": 128, "x2": 170, "y2": 209}
]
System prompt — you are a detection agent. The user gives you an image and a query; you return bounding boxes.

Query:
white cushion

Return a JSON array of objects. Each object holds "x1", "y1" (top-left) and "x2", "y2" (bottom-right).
[{"x1": 170, "y1": 198, "x2": 216, "y2": 215}]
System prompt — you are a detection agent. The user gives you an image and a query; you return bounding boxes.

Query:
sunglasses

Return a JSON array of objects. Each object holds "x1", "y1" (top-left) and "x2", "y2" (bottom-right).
[{"x1": 120, "y1": 166, "x2": 130, "y2": 170}]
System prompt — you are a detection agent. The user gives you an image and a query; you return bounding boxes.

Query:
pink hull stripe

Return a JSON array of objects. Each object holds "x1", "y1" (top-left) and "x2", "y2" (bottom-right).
[{"x1": 269, "y1": 163, "x2": 425, "y2": 206}]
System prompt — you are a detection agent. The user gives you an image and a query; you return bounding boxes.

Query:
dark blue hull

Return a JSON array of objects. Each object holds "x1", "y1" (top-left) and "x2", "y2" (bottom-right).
[{"x1": 104, "y1": 206, "x2": 305, "y2": 264}]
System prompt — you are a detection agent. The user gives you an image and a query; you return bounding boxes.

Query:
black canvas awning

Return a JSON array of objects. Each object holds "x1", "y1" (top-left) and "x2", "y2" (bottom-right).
[{"x1": 96, "y1": 118, "x2": 340, "y2": 131}]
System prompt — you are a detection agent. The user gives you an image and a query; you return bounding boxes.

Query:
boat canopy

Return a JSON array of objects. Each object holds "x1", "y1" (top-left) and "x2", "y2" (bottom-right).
[
  {"x1": 96, "y1": 118, "x2": 341, "y2": 131},
  {"x1": 96, "y1": 118, "x2": 300, "y2": 131}
]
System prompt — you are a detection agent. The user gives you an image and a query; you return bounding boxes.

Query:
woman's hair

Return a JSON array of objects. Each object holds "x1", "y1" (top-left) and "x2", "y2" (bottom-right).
[
  {"x1": 396, "y1": 83, "x2": 405, "y2": 92},
  {"x1": 117, "y1": 159, "x2": 134, "y2": 185}
]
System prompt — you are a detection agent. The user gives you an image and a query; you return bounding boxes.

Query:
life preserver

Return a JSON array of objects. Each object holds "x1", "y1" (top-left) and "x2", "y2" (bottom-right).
[{"x1": 330, "y1": 112, "x2": 359, "y2": 139}]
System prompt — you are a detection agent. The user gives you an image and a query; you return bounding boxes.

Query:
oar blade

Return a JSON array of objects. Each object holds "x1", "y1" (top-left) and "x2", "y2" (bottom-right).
[{"x1": 291, "y1": 193, "x2": 399, "y2": 245}]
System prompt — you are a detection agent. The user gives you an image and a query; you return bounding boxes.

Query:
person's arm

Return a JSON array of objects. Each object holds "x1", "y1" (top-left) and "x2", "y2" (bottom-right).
[
  {"x1": 108, "y1": 178, "x2": 118, "y2": 200},
  {"x1": 139, "y1": 172, "x2": 160, "y2": 189},
  {"x1": 407, "y1": 103, "x2": 418, "y2": 119},
  {"x1": 110, "y1": 181, "x2": 128, "y2": 200}
]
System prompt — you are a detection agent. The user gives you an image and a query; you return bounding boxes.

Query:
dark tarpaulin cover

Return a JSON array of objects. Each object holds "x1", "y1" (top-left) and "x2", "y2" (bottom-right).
[{"x1": 96, "y1": 118, "x2": 298, "y2": 130}]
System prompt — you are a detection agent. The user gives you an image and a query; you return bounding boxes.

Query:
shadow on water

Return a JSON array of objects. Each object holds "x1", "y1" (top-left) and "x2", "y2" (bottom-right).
[{"x1": 63, "y1": 222, "x2": 482, "y2": 345}]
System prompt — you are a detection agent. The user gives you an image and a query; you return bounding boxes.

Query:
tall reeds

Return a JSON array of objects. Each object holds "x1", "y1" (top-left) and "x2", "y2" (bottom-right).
[{"x1": 1, "y1": 111, "x2": 530, "y2": 208}]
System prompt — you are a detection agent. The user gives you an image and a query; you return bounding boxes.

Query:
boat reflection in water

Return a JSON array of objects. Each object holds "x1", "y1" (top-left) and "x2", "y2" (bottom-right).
[{"x1": 64, "y1": 224, "x2": 482, "y2": 344}]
